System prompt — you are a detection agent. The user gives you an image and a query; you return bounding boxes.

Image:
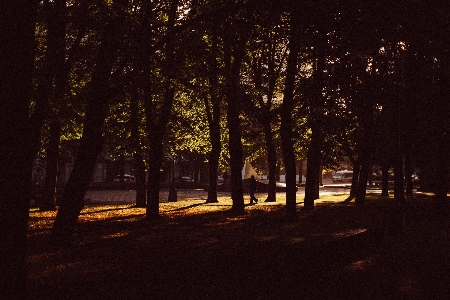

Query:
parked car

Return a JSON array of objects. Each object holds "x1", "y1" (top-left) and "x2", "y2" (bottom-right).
[
  {"x1": 332, "y1": 170, "x2": 353, "y2": 183},
  {"x1": 113, "y1": 174, "x2": 136, "y2": 183}
]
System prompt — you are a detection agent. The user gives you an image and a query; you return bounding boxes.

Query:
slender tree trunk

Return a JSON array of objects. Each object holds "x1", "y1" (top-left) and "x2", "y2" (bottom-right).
[
  {"x1": 223, "y1": 26, "x2": 246, "y2": 214},
  {"x1": 0, "y1": 3, "x2": 37, "y2": 298},
  {"x1": 205, "y1": 31, "x2": 221, "y2": 203},
  {"x1": 281, "y1": 10, "x2": 300, "y2": 220},
  {"x1": 355, "y1": 149, "x2": 369, "y2": 205},
  {"x1": 134, "y1": 153, "x2": 147, "y2": 207},
  {"x1": 144, "y1": 0, "x2": 178, "y2": 219},
  {"x1": 51, "y1": 15, "x2": 122, "y2": 246},
  {"x1": 40, "y1": 0, "x2": 66, "y2": 211},
  {"x1": 347, "y1": 163, "x2": 360, "y2": 200},
  {"x1": 40, "y1": 119, "x2": 61, "y2": 211},
  {"x1": 404, "y1": 149, "x2": 414, "y2": 196},
  {"x1": 381, "y1": 163, "x2": 389, "y2": 197},
  {"x1": 435, "y1": 138, "x2": 449, "y2": 207},
  {"x1": 206, "y1": 125, "x2": 221, "y2": 203},
  {"x1": 146, "y1": 88, "x2": 175, "y2": 219},
  {"x1": 305, "y1": 126, "x2": 321, "y2": 208},
  {"x1": 393, "y1": 155, "x2": 404, "y2": 204},
  {"x1": 298, "y1": 160, "x2": 304, "y2": 184},
  {"x1": 305, "y1": 24, "x2": 327, "y2": 209},
  {"x1": 264, "y1": 121, "x2": 277, "y2": 202},
  {"x1": 130, "y1": 80, "x2": 146, "y2": 207}
]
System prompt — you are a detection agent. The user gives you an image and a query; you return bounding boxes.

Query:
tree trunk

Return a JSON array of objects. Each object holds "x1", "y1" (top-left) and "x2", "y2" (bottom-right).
[
  {"x1": 130, "y1": 78, "x2": 146, "y2": 207},
  {"x1": 304, "y1": 127, "x2": 321, "y2": 208},
  {"x1": 40, "y1": 119, "x2": 61, "y2": 211},
  {"x1": 134, "y1": 153, "x2": 147, "y2": 207},
  {"x1": 145, "y1": 88, "x2": 175, "y2": 219},
  {"x1": 298, "y1": 160, "x2": 304, "y2": 184},
  {"x1": 404, "y1": 150, "x2": 414, "y2": 196},
  {"x1": 347, "y1": 164, "x2": 360, "y2": 200},
  {"x1": 435, "y1": 138, "x2": 449, "y2": 207},
  {"x1": 143, "y1": 1, "x2": 178, "y2": 219},
  {"x1": 223, "y1": 25, "x2": 246, "y2": 214},
  {"x1": 264, "y1": 121, "x2": 277, "y2": 202},
  {"x1": 51, "y1": 16, "x2": 122, "y2": 246},
  {"x1": 146, "y1": 135, "x2": 165, "y2": 219},
  {"x1": 393, "y1": 155, "x2": 404, "y2": 204},
  {"x1": 0, "y1": 3, "x2": 37, "y2": 298},
  {"x1": 280, "y1": 11, "x2": 301, "y2": 221},
  {"x1": 355, "y1": 150, "x2": 369, "y2": 205},
  {"x1": 381, "y1": 163, "x2": 389, "y2": 197},
  {"x1": 205, "y1": 31, "x2": 221, "y2": 203}
]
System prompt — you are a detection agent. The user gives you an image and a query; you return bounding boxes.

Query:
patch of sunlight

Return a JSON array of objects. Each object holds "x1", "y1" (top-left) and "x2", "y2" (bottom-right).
[
  {"x1": 289, "y1": 237, "x2": 306, "y2": 243},
  {"x1": 344, "y1": 257, "x2": 375, "y2": 271},
  {"x1": 259, "y1": 236, "x2": 277, "y2": 242},
  {"x1": 193, "y1": 238, "x2": 219, "y2": 248},
  {"x1": 100, "y1": 231, "x2": 130, "y2": 239},
  {"x1": 332, "y1": 228, "x2": 367, "y2": 238}
]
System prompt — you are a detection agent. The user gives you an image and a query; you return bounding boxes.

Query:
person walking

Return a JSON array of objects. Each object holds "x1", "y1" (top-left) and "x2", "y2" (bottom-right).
[{"x1": 249, "y1": 175, "x2": 258, "y2": 204}]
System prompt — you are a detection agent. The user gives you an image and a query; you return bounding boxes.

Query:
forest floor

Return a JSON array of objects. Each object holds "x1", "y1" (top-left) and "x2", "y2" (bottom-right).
[{"x1": 27, "y1": 191, "x2": 450, "y2": 299}]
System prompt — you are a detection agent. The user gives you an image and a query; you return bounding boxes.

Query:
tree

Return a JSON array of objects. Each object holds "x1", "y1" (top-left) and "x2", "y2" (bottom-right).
[
  {"x1": 0, "y1": 2, "x2": 38, "y2": 298},
  {"x1": 144, "y1": 0, "x2": 181, "y2": 219},
  {"x1": 222, "y1": 14, "x2": 250, "y2": 214},
  {"x1": 280, "y1": 7, "x2": 301, "y2": 220},
  {"x1": 241, "y1": 11, "x2": 287, "y2": 203},
  {"x1": 51, "y1": 1, "x2": 126, "y2": 245},
  {"x1": 37, "y1": 0, "x2": 67, "y2": 211}
]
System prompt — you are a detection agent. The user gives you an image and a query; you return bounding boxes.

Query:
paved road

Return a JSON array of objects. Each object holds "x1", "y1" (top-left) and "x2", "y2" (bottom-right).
[{"x1": 84, "y1": 183, "x2": 357, "y2": 205}]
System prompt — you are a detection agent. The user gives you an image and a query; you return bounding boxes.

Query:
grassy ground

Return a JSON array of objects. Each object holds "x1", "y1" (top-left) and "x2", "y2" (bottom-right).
[{"x1": 27, "y1": 193, "x2": 450, "y2": 299}]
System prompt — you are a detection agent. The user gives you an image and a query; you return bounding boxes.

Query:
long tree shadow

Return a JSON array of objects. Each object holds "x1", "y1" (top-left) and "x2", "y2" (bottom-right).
[
  {"x1": 164, "y1": 202, "x2": 208, "y2": 212},
  {"x1": 79, "y1": 206, "x2": 137, "y2": 215}
]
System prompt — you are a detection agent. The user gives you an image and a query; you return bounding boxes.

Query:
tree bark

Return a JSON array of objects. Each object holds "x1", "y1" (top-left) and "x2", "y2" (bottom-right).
[
  {"x1": 51, "y1": 15, "x2": 122, "y2": 246},
  {"x1": 146, "y1": 88, "x2": 175, "y2": 219},
  {"x1": 281, "y1": 10, "x2": 301, "y2": 220},
  {"x1": 205, "y1": 31, "x2": 221, "y2": 203},
  {"x1": 355, "y1": 149, "x2": 369, "y2": 205},
  {"x1": 223, "y1": 24, "x2": 246, "y2": 214},
  {"x1": 347, "y1": 163, "x2": 360, "y2": 201},
  {"x1": 263, "y1": 121, "x2": 277, "y2": 202},
  {"x1": 0, "y1": 2, "x2": 37, "y2": 298},
  {"x1": 304, "y1": 126, "x2": 321, "y2": 208},
  {"x1": 404, "y1": 150, "x2": 414, "y2": 196},
  {"x1": 381, "y1": 163, "x2": 390, "y2": 197},
  {"x1": 40, "y1": 119, "x2": 61, "y2": 211},
  {"x1": 393, "y1": 154, "x2": 405, "y2": 204},
  {"x1": 130, "y1": 79, "x2": 146, "y2": 207},
  {"x1": 144, "y1": 0, "x2": 178, "y2": 219},
  {"x1": 435, "y1": 137, "x2": 449, "y2": 207}
]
